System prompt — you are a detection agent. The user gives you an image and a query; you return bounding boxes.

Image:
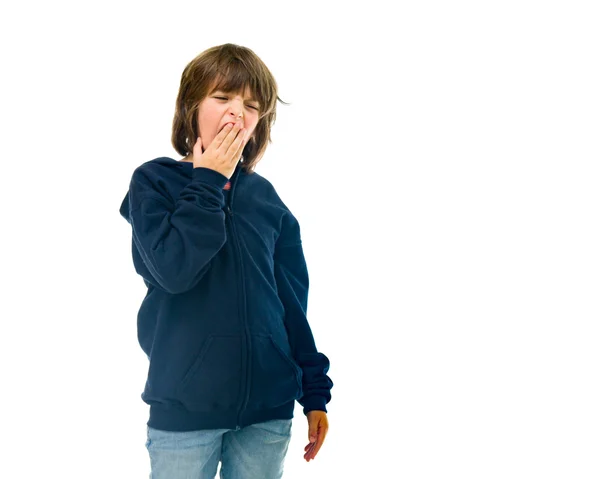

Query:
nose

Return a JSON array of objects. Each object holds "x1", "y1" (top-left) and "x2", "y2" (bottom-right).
[{"x1": 229, "y1": 101, "x2": 244, "y2": 120}]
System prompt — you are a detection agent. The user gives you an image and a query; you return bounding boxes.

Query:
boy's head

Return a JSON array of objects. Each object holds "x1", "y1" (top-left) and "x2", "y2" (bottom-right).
[{"x1": 172, "y1": 43, "x2": 286, "y2": 173}]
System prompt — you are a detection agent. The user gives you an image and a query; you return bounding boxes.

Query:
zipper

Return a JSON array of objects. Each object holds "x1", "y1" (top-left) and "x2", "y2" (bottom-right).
[{"x1": 226, "y1": 164, "x2": 251, "y2": 430}]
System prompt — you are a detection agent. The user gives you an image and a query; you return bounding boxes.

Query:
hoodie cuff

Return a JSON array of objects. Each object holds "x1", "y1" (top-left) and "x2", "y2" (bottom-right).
[
  {"x1": 192, "y1": 166, "x2": 229, "y2": 189},
  {"x1": 302, "y1": 396, "x2": 328, "y2": 416}
]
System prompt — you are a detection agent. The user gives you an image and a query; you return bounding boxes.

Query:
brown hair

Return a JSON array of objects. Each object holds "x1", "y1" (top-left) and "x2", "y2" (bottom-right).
[{"x1": 171, "y1": 43, "x2": 288, "y2": 174}]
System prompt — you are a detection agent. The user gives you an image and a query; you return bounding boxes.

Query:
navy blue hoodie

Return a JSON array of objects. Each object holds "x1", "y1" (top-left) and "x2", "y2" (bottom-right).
[{"x1": 119, "y1": 157, "x2": 333, "y2": 432}]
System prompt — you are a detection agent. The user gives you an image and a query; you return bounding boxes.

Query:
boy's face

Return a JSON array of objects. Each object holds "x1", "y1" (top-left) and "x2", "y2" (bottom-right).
[{"x1": 196, "y1": 85, "x2": 260, "y2": 153}]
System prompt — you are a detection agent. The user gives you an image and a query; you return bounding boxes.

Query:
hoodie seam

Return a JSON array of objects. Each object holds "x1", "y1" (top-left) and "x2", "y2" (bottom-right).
[{"x1": 129, "y1": 193, "x2": 173, "y2": 212}]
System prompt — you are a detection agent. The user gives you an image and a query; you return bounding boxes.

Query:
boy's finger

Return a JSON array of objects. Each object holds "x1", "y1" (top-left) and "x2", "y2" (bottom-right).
[
  {"x1": 304, "y1": 446, "x2": 315, "y2": 458},
  {"x1": 311, "y1": 432, "x2": 326, "y2": 456},
  {"x1": 216, "y1": 123, "x2": 235, "y2": 149},
  {"x1": 229, "y1": 128, "x2": 248, "y2": 161},
  {"x1": 220, "y1": 123, "x2": 244, "y2": 155}
]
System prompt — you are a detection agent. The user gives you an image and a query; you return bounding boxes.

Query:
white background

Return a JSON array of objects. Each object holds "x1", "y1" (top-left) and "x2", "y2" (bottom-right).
[{"x1": 1, "y1": 1, "x2": 599, "y2": 477}]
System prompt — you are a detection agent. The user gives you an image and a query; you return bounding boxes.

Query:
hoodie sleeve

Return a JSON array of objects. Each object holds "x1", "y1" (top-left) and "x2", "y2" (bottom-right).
[
  {"x1": 124, "y1": 166, "x2": 229, "y2": 295},
  {"x1": 273, "y1": 212, "x2": 333, "y2": 416}
]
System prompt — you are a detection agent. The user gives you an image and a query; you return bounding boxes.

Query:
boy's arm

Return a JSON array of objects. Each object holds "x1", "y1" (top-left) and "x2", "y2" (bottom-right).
[
  {"x1": 124, "y1": 167, "x2": 229, "y2": 294},
  {"x1": 273, "y1": 213, "x2": 333, "y2": 415}
]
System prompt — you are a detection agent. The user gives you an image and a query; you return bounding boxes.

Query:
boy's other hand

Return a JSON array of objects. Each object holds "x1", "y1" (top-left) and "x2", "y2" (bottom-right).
[{"x1": 304, "y1": 410, "x2": 328, "y2": 462}]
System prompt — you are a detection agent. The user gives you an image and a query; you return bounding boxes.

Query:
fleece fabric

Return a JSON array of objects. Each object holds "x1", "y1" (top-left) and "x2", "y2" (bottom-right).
[{"x1": 119, "y1": 157, "x2": 333, "y2": 431}]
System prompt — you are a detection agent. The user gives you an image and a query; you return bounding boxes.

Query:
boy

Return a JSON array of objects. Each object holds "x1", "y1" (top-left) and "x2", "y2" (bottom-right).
[{"x1": 119, "y1": 43, "x2": 333, "y2": 478}]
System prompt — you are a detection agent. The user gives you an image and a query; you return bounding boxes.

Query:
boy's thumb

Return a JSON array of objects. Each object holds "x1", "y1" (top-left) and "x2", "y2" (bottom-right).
[
  {"x1": 195, "y1": 136, "x2": 203, "y2": 154},
  {"x1": 309, "y1": 432, "x2": 317, "y2": 443}
]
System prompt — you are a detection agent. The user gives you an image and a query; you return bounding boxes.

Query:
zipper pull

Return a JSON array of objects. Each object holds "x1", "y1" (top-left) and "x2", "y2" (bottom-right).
[{"x1": 226, "y1": 205, "x2": 233, "y2": 216}]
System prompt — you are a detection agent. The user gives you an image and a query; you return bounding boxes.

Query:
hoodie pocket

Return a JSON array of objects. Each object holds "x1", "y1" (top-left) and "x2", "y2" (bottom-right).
[
  {"x1": 176, "y1": 334, "x2": 242, "y2": 412},
  {"x1": 247, "y1": 334, "x2": 303, "y2": 410}
]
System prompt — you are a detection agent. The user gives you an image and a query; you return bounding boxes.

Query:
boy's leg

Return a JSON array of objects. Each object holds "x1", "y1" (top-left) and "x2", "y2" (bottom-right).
[
  {"x1": 146, "y1": 425, "x2": 225, "y2": 479},
  {"x1": 219, "y1": 419, "x2": 292, "y2": 479}
]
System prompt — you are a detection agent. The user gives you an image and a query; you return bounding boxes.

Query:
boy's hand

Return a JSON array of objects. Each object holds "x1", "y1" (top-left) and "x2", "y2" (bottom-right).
[
  {"x1": 304, "y1": 410, "x2": 329, "y2": 462},
  {"x1": 192, "y1": 119, "x2": 249, "y2": 179}
]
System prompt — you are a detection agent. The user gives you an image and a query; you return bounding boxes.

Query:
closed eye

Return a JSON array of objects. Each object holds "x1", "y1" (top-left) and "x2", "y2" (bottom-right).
[{"x1": 214, "y1": 96, "x2": 259, "y2": 110}]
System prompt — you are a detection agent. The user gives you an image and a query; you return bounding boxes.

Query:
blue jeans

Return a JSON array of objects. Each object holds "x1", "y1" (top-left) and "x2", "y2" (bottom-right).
[{"x1": 145, "y1": 418, "x2": 293, "y2": 478}]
